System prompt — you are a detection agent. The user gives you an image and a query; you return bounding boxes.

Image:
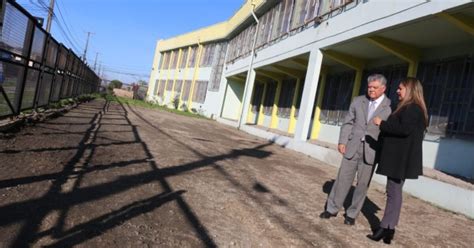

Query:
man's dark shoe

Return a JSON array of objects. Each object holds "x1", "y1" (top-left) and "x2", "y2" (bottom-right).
[
  {"x1": 344, "y1": 216, "x2": 355, "y2": 225},
  {"x1": 319, "y1": 211, "x2": 337, "y2": 219}
]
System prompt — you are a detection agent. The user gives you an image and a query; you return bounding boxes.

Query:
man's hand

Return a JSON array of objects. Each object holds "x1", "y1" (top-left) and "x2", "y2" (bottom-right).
[
  {"x1": 338, "y1": 144, "x2": 346, "y2": 154},
  {"x1": 373, "y1": 116, "x2": 382, "y2": 126}
]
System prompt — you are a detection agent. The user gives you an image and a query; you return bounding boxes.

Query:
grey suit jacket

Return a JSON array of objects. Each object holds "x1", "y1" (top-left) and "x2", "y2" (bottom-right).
[{"x1": 338, "y1": 95, "x2": 391, "y2": 165}]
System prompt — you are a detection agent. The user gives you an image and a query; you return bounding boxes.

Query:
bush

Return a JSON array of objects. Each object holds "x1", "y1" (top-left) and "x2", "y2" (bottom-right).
[{"x1": 172, "y1": 97, "x2": 180, "y2": 110}]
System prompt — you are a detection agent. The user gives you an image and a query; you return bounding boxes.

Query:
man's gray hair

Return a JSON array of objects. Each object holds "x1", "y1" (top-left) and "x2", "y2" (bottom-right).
[{"x1": 367, "y1": 74, "x2": 387, "y2": 86}]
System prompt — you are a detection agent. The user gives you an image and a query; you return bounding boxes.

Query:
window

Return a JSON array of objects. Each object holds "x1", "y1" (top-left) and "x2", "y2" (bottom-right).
[
  {"x1": 320, "y1": 71, "x2": 355, "y2": 125},
  {"x1": 188, "y1": 46, "x2": 198, "y2": 68},
  {"x1": 153, "y1": 79, "x2": 160, "y2": 95},
  {"x1": 209, "y1": 43, "x2": 227, "y2": 91},
  {"x1": 182, "y1": 80, "x2": 192, "y2": 101},
  {"x1": 158, "y1": 79, "x2": 166, "y2": 96},
  {"x1": 167, "y1": 52, "x2": 174, "y2": 70},
  {"x1": 162, "y1": 52, "x2": 170, "y2": 70},
  {"x1": 166, "y1": 79, "x2": 173, "y2": 91},
  {"x1": 200, "y1": 43, "x2": 216, "y2": 67},
  {"x1": 277, "y1": 79, "x2": 297, "y2": 118},
  {"x1": 246, "y1": 26, "x2": 256, "y2": 55},
  {"x1": 263, "y1": 81, "x2": 277, "y2": 115},
  {"x1": 271, "y1": 2, "x2": 284, "y2": 40},
  {"x1": 305, "y1": 0, "x2": 320, "y2": 22},
  {"x1": 418, "y1": 56, "x2": 474, "y2": 137},
  {"x1": 294, "y1": 77, "x2": 304, "y2": 117},
  {"x1": 171, "y1": 50, "x2": 179, "y2": 69},
  {"x1": 318, "y1": 0, "x2": 332, "y2": 16},
  {"x1": 281, "y1": 0, "x2": 294, "y2": 34},
  {"x1": 174, "y1": 79, "x2": 183, "y2": 95},
  {"x1": 158, "y1": 52, "x2": 165, "y2": 69},
  {"x1": 251, "y1": 83, "x2": 265, "y2": 113},
  {"x1": 264, "y1": 8, "x2": 275, "y2": 43},
  {"x1": 257, "y1": 11, "x2": 270, "y2": 47},
  {"x1": 169, "y1": 50, "x2": 179, "y2": 70},
  {"x1": 226, "y1": 39, "x2": 235, "y2": 63},
  {"x1": 180, "y1": 48, "x2": 189, "y2": 68},
  {"x1": 199, "y1": 46, "x2": 208, "y2": 66},
  {"x1": 291, "y1": 0, "x2": 308, "y2": 29},
  {"x1": 192, "y1": 80, "x2": 209, "y2": 104},
  {"x1": 242, "y1": 27, "x2": 251, "y2": 56}
]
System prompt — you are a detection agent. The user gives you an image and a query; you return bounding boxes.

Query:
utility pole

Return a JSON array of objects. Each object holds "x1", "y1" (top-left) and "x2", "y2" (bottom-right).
[
  {"x1": 93, "y1": 52, "x2": 99, "y2": 70},
  {"x1": 98, "y1": 63, "x2": 103, "y2": 79},
  {"x1": 82, "y1": 31, "x2": 94, "y2": 62},
  {"x1": 45, "y1": 0, "x2": 55, "y2": 32}
]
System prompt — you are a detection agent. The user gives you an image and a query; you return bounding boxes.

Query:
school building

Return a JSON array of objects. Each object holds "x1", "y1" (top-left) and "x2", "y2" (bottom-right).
[{"x1": 147, "y1": 0, "x2": 474, "y2": 217}]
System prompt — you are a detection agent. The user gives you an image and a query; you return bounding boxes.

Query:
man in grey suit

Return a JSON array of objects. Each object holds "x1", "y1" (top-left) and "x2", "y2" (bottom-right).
[{"x1": 320, "y1": 74, "x2": 392, "y2": 225}]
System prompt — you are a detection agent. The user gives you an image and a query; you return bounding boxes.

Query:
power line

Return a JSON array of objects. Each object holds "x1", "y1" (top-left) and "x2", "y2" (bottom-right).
[
  {"x1": 44, "y1": 0, "x2": 84, "y2": 53},
  {"x1": 54, "y1": 20, "x2": 82, "y2": 54},
  {"x1": 54, "y1": 0, "x2": 84, "y2": 48},
  {"x1": 18, "y1": 0, "x2": 84, "y2": 54},
  {"x1": 102, "y1": 67, "x2": 150, "y2": 78},
  {"x1": 99, "y1": 63, "x2": 151, "y2": 72}
]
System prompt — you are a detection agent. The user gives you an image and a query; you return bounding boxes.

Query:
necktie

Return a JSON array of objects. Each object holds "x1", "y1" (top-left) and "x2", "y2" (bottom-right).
[{"x1": 368, "y1": 100, "x2": 376, "y2": 121}]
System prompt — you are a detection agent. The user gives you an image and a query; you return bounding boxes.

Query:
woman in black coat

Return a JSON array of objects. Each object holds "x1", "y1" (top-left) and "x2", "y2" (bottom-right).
[{"x1": 369, "y1": 77, "x2": 428, "y2": 244}]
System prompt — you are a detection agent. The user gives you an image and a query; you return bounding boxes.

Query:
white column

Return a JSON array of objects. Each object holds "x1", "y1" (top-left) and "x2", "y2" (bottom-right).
[
  {"x1": 294, "y1": 48, "x2": 323, "y2": 141},
  {"x1": 238, "y1": 69, "x2": 256, "y2": 128}
]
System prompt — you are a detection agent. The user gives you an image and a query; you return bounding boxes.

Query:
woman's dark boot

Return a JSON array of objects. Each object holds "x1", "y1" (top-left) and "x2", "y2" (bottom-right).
[
  {"x1": 367, "y1": 227, "x2": 395, "y2": 244},
  {"x1": 383, "y1": 228, "x2": 395, "y2": 244}
]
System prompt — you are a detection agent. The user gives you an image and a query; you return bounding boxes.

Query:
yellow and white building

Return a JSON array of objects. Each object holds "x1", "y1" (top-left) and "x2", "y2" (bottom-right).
[{"x1": 147, "y1": 0, "x2": 474, "y2": 217}]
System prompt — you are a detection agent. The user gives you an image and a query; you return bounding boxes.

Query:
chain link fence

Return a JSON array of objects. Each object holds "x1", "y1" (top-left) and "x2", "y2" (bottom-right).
[{"x1": 0, "y1": 0, "x2": 100, "y2": 119}]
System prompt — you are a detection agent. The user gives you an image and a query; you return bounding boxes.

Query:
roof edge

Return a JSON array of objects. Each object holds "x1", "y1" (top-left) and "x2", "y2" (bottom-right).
[{"x1": 158, "y1": 0, "x2": 266, "y2": 52}]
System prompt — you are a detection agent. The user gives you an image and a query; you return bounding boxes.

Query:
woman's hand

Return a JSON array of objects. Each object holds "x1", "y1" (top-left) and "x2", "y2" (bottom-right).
[{"x1": 373, "y1": 116, "x2": 382, "y2": 126}]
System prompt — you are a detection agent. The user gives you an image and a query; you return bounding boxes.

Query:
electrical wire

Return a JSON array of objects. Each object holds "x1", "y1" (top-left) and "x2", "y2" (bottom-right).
[
  {"x1": 53, "y1": 0, "x2": 85, "y2": 49},
  {"x1": 17, "y1": 0, "x2": 84, "y2": 54},
  {"x1": 102, "y1": 67, "x2": 150, "y2": 78}
]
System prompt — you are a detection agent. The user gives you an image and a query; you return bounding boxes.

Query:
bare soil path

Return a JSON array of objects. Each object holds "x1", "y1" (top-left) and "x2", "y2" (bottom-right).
[{"x1": 0, "y1": 99, "x2": 472, "y2": 247}]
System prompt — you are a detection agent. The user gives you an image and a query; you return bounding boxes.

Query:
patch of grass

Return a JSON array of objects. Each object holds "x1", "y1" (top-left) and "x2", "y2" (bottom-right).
[
  {"x1": 46, "y1": 94, "x2": 98, "y2": 110},
  {"x1": 105, "y1": 95, "x2": 209, "y2": 119}
]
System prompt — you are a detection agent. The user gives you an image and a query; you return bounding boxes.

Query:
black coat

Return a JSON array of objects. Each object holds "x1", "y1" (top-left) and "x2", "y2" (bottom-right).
[{"x1": 376, "y1": 103, "x2": 425, "y2": 180}]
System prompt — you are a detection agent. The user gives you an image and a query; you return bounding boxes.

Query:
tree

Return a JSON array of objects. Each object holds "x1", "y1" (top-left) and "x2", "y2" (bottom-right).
[
  {"x1": 108, "y1": 80, "x2": 123, "y2": 92},
  {"x1": 137, "y1": 80, "x2": 147, "y2": 86}
]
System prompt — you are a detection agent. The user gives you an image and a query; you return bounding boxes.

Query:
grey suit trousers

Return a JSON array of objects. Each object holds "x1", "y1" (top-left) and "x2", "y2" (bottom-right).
[{"x1": 326, "y1": 142, "x2": 373, "y2": 219}]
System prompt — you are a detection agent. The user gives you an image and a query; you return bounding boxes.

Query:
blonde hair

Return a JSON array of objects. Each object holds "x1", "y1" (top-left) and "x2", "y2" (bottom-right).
[{"x1": 393, "y1": 77, "x2": 429, "y2": 127}]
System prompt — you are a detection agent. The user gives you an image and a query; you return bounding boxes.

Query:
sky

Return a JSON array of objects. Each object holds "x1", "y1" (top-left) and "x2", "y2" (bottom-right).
[{"x1": 16, "y1": 0, "x2": 245, "y2": 84}]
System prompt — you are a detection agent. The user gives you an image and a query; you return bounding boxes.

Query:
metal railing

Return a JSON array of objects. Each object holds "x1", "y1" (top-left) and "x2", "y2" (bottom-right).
[
  {"x1": 226, "y1": 0, "x2": 357, "y2": 64},
  {"x1": 0, "y1": 0, "x2": 100, "y2": 119}
]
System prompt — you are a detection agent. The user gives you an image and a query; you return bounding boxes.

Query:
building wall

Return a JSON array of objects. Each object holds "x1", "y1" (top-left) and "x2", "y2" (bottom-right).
[
  {"x1": 220, "y1": 0, "x2": 474, "y2": 179},
  {"x1": 147, "y1": 0, "x2": 474, "y2": 179}
]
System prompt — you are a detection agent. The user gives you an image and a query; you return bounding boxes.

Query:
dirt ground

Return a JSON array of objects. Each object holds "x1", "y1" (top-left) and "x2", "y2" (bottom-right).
[{"x1": 0, "y1": 99, "x2": 472, "y2": 248}]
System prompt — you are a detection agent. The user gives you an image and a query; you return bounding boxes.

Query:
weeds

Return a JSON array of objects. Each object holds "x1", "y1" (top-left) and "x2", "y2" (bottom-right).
[{"x1": 102, "y1": 94, "x2": 209, "y2": 119}]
